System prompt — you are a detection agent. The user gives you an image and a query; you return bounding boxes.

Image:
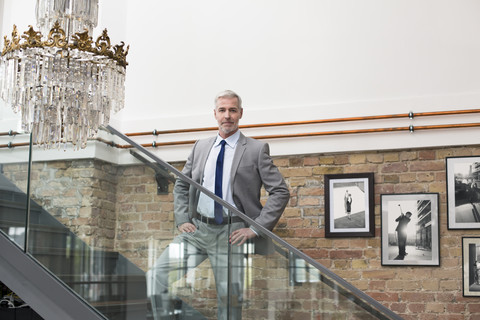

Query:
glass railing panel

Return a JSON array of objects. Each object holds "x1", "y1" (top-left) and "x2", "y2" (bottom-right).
[
  {"x1": 237, "y1": 236, "x2": 393, "y2": 319},
  {"x1": 1, "y1": 125, "x2": 400, "y2": 320},
  {"x1": 0, "y1": 133, "x2": 31, "y2": 250},
  {"x1": 106, "y1": 127, "x2": 400, "y2": 320},
  {"x1": 23, "y1": 146, "x2": 154, "y2": 319},
  {"x1": 141, "y1": 158, "x2": 232, "y2": 319},
  {"x1": 21, "y1": 132, "x2": 230, "y2": 319}
]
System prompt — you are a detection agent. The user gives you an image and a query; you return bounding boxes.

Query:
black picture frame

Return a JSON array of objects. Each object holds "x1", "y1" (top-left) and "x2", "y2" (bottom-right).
[
  {"x1": 381, "y1": 193, "x2": 440, "y2": 266},
  {"x1": 446, "y1": 156, "x2": 480, "y2": 229},
  {"x1": 324, "y1": 173, "x2": 374, "y2": 238},
  {"x1": 462, "y1": 237, "x2": 480, "y2": 297}
]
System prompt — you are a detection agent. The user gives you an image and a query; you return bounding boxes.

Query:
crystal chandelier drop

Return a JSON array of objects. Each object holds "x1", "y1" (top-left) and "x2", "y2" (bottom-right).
[{"x1": 0, "y1": 0, "x2": 128, "y2": 149}]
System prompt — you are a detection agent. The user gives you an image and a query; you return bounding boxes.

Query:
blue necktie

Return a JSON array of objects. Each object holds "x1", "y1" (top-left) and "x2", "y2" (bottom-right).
[{"x1": 214, "y1": 140, "x2": 226, "y2": 224}]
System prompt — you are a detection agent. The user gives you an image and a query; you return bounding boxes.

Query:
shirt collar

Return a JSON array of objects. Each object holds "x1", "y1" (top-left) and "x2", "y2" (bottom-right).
[{"x1": 215, "y1": 130, "x2": 240, "y2": 148}]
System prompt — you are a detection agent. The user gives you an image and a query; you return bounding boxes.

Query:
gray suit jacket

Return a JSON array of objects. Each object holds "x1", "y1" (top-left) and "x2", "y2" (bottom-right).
[{"x1": 173, "y1": 132, "x2": 290, "y2": 233}]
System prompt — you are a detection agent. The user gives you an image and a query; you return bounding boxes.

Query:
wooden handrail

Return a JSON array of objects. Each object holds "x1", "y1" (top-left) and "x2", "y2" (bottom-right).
[
  {"x1": 125, "y1": 108, "x2": 480, "y2": 137},
  {"x1": 0, "y1": 131, "x2": 20, "y2": 137},
  {"x1": 0, "y1": 142, "x2": 30, "y2": 148},
  {"x1": 250, "y1": 122, "x2": 480, "y2": 140},
  {"x1": 2, "y1": 120, "x2": 480, "y2": 150},
  {"x1": 102, "y1": 122, "x2": 480, "y2": 149}
]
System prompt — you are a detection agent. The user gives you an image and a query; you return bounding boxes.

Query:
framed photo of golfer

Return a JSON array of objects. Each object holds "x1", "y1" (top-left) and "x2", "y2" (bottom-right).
[
  {"x1": 324, "y1": 173, "x2": 374, "y2": 238},
  {"x1": 446, "y1": 156, "x2": 480, "y2": 229},
  {"x1": 381, "y1": 193, "x2": 440, "y2": 266},
  {"x1": 462, "y1": 237, "x2": 480, "y2": 297}
]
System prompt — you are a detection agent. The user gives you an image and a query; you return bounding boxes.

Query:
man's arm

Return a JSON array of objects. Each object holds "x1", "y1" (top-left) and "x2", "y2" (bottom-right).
[
  {"x1": 173, "y1": 141, "x2": 198, "y2": 228},
  {"x1": 254, "y1": 143, "x2": 290, "y2": 230},
  {"x1": 231, "y1": 142, "x2": 289, "y2": 245}
]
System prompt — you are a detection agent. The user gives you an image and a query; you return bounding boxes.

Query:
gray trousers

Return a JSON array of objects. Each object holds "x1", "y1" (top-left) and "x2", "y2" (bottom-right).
[{"x1": 146, "y1": 219, "x2": 245, "y2": 320}]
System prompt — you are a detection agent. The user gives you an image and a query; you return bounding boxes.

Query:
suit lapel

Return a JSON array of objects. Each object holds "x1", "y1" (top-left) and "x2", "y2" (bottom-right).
[
  {"x1": 197, "y1": 137, "x2": 217, "y2": 182},
  {"x1": 230, "y1": 132, "x2": 247, "y2": 191}
]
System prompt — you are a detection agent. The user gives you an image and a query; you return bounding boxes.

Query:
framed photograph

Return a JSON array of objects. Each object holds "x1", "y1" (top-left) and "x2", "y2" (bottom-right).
[
  {"x1": 324, "y1": 173, "x2": 374, "y2": 238},
  {"x1": 381, "y1": 193, "x2": 440, "y2": 266},
  {"x1": 446, "y1": 156, "x2": 480, "y2": 229},
  {"x1": 462, "y1": 237, "x2": 480, "y2": 297}
]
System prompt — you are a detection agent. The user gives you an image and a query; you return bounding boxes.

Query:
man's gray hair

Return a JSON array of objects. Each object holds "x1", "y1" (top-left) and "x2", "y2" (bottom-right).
[{"x1": 214, "y1": 90, "x2": 242, "y2": 108}]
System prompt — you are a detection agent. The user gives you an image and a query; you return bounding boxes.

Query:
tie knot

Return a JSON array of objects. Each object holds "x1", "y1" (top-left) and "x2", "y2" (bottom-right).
[{"x1": 219, "y1": 140, "x2": 226, "y2": 147}]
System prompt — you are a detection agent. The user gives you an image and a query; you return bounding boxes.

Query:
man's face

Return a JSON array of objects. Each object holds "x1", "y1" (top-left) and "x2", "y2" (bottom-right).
[{"x1": 214, "y1": 97, "x2": 243, "y2": 139}]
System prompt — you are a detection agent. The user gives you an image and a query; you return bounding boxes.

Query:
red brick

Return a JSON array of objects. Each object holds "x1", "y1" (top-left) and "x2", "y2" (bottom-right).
[
  {"x1": 367, "y1": 291, "x2": 399, "y2": 302},
  {"x1": 419, "y1": 150, "x2": 436, "y2": 160},
  {"x1": 329, "y1": 249, "x2": 363, "y2": 259},
  {"x1": 407, "y1": 303, "x2": 426, "y2": 313},
  {"x1": 381, "y1": 162, "x2": 408, "y2": 173},
  {"x1": 409, "y1": 160, "x2": 444, "y2": 171},
  {"x1": 468, "y1": 303, "x2": 480, "y2": 313}
]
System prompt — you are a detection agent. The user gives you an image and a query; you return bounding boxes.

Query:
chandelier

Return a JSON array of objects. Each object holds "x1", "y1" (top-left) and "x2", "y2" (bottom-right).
[{"x1": 0, "y1": 0, "x2": 128, "y2": 149}]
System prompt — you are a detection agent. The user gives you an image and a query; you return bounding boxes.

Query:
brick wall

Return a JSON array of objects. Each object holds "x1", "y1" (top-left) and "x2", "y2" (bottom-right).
[
  {"x1": 3, "y1": 160, "x2": 119, "y2": 250},
  {"x1": 3, "y1": 145, "x2": 480, "y2": 319},
  {"x1": 272, "y1": 146, "x2": 480, "y2": 320},
  {"x1": 115, "y1": 164, "x2": 177, "y2": 269}
]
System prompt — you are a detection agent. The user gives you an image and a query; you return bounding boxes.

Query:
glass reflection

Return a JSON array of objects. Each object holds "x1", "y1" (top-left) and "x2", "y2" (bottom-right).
[{"x1": 0, "y1": 157, "x2": 30, "y2": 249}]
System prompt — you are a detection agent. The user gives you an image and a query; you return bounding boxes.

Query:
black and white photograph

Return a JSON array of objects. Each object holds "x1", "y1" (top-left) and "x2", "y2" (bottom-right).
[
  {"x1": 324, "y1": 173, "x2": 374, "y2": 238},
  {"x1": 381, "y1": 193, "x2": 439, "y2": 266},
  {"x1": 462, "y1": 237, "x2": 480, "y2": 297},
  {"x1": 446, "y1": 156, "x2": 480, "y2": 229}
]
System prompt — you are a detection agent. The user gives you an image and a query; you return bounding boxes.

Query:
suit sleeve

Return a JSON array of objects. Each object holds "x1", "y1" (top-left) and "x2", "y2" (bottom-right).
[
  {"x1": 254, "y1": 143, "x2": 290, "y2": 231},
  {"x1": 173, "y1": 141, "x2": 197, "y2": 227}
]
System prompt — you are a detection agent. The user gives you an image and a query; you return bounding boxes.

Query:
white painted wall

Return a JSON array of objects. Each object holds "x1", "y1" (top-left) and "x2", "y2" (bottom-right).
[
  {"x1": 0, "y1": 0, "x2": 3, "y2": 39},
  {"x1": 117, "y1": 0, "x2": 480, "y2": 126},
  {"x1": 0, "y1": 0, "x2": 32, "y2": 131},
  {"x1": 2, "y1": 0, "x2": 480, "y2": 161}
]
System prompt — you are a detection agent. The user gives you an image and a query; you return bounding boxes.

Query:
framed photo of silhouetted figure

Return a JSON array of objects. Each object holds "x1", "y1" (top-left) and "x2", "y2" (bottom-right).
[
  {"x1": 324, "y1": 173, "x2": 374, "y2": 238},
  {"x1": 462, "y1": 237, "x2": 480, "y2": 297},
  {"x1": 381, "y1": 193, "x2": 440, "y2": 266},
  {"x1": 446, "y1": 156, "x2": 480, "y2": 229}
]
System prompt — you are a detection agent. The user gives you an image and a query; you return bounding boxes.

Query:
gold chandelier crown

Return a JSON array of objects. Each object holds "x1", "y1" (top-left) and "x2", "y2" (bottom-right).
[{"x1": 2, "y1": 22, "x2": 129, "y2": 68}]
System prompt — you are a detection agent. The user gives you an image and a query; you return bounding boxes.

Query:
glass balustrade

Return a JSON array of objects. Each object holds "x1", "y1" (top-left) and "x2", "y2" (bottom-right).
[
  {"x1": 0, "y1": 126, "x2": 401, "y2": 320},
  {"x1": 0, "y1": 133, "x2": 31, "y2": 250}
]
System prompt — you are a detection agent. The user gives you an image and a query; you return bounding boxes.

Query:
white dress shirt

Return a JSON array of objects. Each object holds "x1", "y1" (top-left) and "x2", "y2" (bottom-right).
[{"x1": 196, "y1": 131, "x2": 240, "y2": 218}]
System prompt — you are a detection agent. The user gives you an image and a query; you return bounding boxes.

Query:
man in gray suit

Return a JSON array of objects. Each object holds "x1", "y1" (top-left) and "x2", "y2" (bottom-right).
[{"x1": 147, "y1": 90, "x2": 290, "y2": 319}]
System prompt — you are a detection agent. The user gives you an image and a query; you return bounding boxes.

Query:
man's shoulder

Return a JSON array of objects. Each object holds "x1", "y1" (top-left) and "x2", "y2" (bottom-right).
[
  {"x1": 241, "y1": 134, "x2": 266, "y2": 148},
  {"x1": 193, "y1": 132, "x2": 266, "y2": 150},
  {"x1": 189, "y1": 137, "x2": 216, "y2": 157},
  {"x1": 194, "y1": 136, "x2": 216, "y2": 147}
]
